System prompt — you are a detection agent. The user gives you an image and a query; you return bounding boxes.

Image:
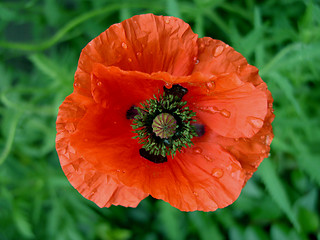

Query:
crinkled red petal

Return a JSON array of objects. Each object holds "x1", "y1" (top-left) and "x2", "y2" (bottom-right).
[{"x1": 56, "y1": 94, "x2": 148, "y2": 207}]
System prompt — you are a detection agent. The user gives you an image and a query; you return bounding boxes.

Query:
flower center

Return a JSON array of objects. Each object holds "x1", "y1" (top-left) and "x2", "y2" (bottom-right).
[
  {"x1": 130, "y1": 84, "x2": 197, "y2": 163},
  {"x1": 152, "y1": 113, "x2": 177, "y2": 139}
]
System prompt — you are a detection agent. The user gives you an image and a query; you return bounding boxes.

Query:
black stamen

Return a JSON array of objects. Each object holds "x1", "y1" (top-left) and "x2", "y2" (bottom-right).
[
  {"x1": 126, "y1": 105, "x2": 138, "y2": 119},
  {"x1": 139, "y1": 148, "x2": 167, "y2": 163},
  {"x1": 163, "y1": 84, "x2": 188, "y2": 100},
  {"x1": 192, "y1": 123, "x2": 205, "y2": 137}
]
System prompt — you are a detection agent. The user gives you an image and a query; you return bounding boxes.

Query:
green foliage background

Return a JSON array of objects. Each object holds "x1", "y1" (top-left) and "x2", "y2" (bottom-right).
[{"x1": 1, "y1": 0, "x2": 320, "y2": 239}]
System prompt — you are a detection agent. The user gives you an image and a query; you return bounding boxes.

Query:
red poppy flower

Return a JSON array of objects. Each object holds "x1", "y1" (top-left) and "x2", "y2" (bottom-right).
[{"x1": 56, "y1": 14, "x2": 274, "y2": 211}]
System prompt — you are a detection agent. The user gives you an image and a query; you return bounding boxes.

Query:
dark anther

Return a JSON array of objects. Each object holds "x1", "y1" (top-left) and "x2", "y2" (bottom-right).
[
  {"x1": 139, "y1": 148, "x2": 167, "y2": 164},
  {"x1": 163, "y1": 84, "x2": 188, "y2": 100},
  {"x1": 126, "y1": 105, "x2": 138, "y2": 119},
  {"x1": 192, "y1": 123, "x2": 205, "y2": 137}
]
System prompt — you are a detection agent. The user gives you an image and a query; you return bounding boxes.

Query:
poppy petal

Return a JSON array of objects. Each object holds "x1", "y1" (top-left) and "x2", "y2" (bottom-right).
[
  {"x1": 186, "y1": 38, "x2": 269, "y2": 138},
  {"x1": 78, "y1": 14, "x2": 198, "y2": 76},
  {"x1": 56, "y1": 94, "x2": 148, "y2": 207},
  {"x1": 186, "y1": 77, "x2": 268, "y2": 139},
  {"x1": 218, "y1": 91, "x2": 275, "y2": 182}
]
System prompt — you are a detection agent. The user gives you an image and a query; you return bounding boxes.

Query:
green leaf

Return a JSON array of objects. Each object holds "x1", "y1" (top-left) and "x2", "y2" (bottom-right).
[
  {"x1": 258, "y1": 160, "x2": 300, "y2": 231},
  {"x1": 166, "y1": 0, "x2": 181, "y2": 18},
  {"x1": 189, "y1": 212, "x2": 224, "y2": 240},
  {"x1": 157, "y1": 201, "x2": 186, "y2": 240},
  {"x1": 13, "y1": 206, "x2": 34, "y2": 239}
]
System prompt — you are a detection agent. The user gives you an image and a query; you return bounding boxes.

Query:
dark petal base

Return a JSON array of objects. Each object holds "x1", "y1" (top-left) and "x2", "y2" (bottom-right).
[
  {"x1": 192, "y1": 123, "x2": 205, "y2": 137},
  {"x1": 126, "y1": 105, "x2": 138, "y2": 119},
  {"x1": 163, "y1": 84, "x2": 188, "y2": 100},
  {"x1": 139, "y1": 148, "x2": 167, "y2": 163}
]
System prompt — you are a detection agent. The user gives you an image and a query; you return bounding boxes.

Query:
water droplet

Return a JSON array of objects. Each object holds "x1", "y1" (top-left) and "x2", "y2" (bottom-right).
[
  {"x1": 247, "y1": 116, "x2": 264, "y2": 129},
  {"x1": 231, "y1": 170, "x2": 242, "y2": 180},
  {"x1": 205, "y1": 81, "x2": 215, "y2": 92},
  {"x1": 165, "y1": 19, "x2": 170, "y2": 24},
  {"x1": 165, "y1": 82, "x2": 172, "y2": 89},
  {"x1": 193, "y1": 192, "x2": 199, "y2": 197},
  {"x1": 211, "y1": 168, "x2": 223, "y2": 178},
  {"x1": 195, "y1": 59, "x2": 200, "y2": 64},
  {"x1": 260, "y1": 135, "x2": 265, "y2": 140},
  {"x1": 204, "y1": 155, "x2": 213, "y2": 162},
  {"x1": 128, "y1": 57, "x2": 132, "y2": 62},
  {"x1": 193, "y1": 147, "x2": 203, "y2": 154},
  {"x1": 213, "y1": 46, "x2": 224, "y2": 57},
  {"x1": 197, "y1": 106, "x2": 219, "y2": 114},
  {"x1": 261, "y1": 149, "x2": 266, "y2": 154},
  {"x1": 268, "y1": 103, "x2": 273, "y2": 108},
  {"x1": 122, "y1": 170, "x2": 126, "y2": 173},
  {"x1": 234, "y1": 138, "x2": 239, "y2": 142},
  {"x1": 97, "y1": 81, "x2": 102, "y2": 86},
  {"x1": 74, "y1": 82, "x2": 80, "y2": 87},
  {"x1": 116, "y1": 169, "x2": 120, "y2": 172},
  {"x1": 236, "y1": 65, "x2": 242, "y2": 74},
  {"x1": 265, "y1": 135, "x2": 272, "y2": 145},
  {"x1": 180, "y1": 148, "x2": 186, "y2": 154},
  {"x1": 113, "y1": 121, "x2": 117, "y2": 124},
  {"x1": 136, "y1": 52, "x2": 141, "y2": 57},
  {"x1": 200, "y1": 43, "x2": 205, "y2": 48},
  {"x1": 121, "y1": 42, "x2": 128, "y2": 49},
  {"x1": 220, "y1": 109, "x2": 231, "y2": 118}
]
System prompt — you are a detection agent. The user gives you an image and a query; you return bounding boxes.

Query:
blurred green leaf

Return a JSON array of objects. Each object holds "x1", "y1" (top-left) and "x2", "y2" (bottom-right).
[
  {"x1": 13, "y1": 205, "x2": 34, "y2": 239},
  {"x1": 157, "y1": 201, "x2": 187, "y2": 240},
  {"x1": 258, "y1": 160, "x2": 300, "y2": 231},
  {"x1": 189, "y1": 212, "x2": 223, "y2": 240}
]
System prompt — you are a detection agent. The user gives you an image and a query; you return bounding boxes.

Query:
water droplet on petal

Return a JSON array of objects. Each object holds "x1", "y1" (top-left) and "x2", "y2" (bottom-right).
[
  {"x1": 193, "y1": 192, "x2": 199, "y2": 197},
  {"x1": 265, "y1": 135, "x2": 272, "y2": 145},
  {"x1": 180, "y1": 148, "x2": 186, "y2": 154},
  {"x1": 204, "y1": 155, "x2": 213, "y2": 162},
  {"x1": 74, "y1": 82, "x2": 80, "y2": 87},
  {"x1": 193, "y1": 147, "x2": 203, "y2": 154},
  {"x1": 260, "y1": 135, "x2": 266, "y2": 140},
  {"x1": 195, "y1": 59, "x2": 200, "y2": 64},
  {"x1": 234, "y1": 138, "x2": 239, "y2": 142},
  {"x1": 97, "y1": 81, "x2": 102, "y2": 86},
  {"x1": 116, "y1": 169, "x2": 120, "y2": 172},
  {"x1": 205, "y1": 81, "x2": 215, "y2": 92},
  {"x1": 121, "y1": 42, "x2": 128, "y2": 49},
  {"x1": 136, "y1": 52, "x2": 141, "y2": 57},
  {"x1": 165, "y1": 82, "x2": 172, "y2": 89},
  {"x1": 220, "y1": 109, "x2": 231, "y2": 118},
  {"x1": 211, "y1": 168, "x2": 223, "y2": 178},
  {"x1": 197, "y1": 106, "x2": 219, "y2": 114},
  {"x1": 261, "y1": 149, "x2": 266, "y2": 154},
  {"x1": 128, "y1": 58, "x2": 132, "y2": 62},
  {"x1": 213, "y1": 45, "x2": 224, "y2": 57},
  {"x1": 165, "y1": 19, "x2": 170, "y2": 24},
  {"x1": 247, "y1": 116, "x2": 264, "y2": 129}
]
